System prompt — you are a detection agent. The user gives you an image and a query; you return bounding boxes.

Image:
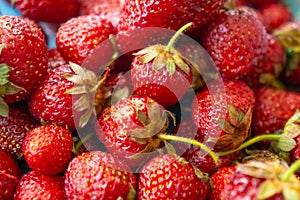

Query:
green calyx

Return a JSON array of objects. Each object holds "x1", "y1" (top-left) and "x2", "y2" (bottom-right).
[{"x1": 134, "y1": 22, "x2": 196, "y2": 76}]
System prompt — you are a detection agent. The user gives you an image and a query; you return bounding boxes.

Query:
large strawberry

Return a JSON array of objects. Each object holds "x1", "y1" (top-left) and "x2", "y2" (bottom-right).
[
  {"x1": 0, "y1": 102, "x2": 38, "y2": 159},
  {"x1": 0, "y1": 16, "x2": 48, "y2": 116},
  {"x1": 13, "y1": 0, "x2": 79, "y2": 23},
  {"x1": 14, "y1": 171, "x2": 66, "y2": 200},
  {"x1": 192, "y1": 79, "x2": 255, "y2": 151},
  {"x1": 22, "y1": 124, "x2": 73, "y2": 176},
  {"x1": 0, "y1": 149, "x2": 22, "y2": 200},
  {"x1": 56, "y1": 15, "x2": 116, "y2": 65},
  {"x1": 117, "y1": 0, "x2": 226, "y2": 33},
  {"x1": 138, "y1": 154, "x2": 209, "y2": 199},
  {"x1": 64, "y1": 151, "x2": 137, "y2": 200},
  {"x1": 200, "y1": 9, "x2": 268, "y2": 79}
]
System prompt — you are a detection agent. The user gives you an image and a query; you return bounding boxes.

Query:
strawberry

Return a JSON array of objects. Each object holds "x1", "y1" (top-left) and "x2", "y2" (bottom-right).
[
  {"x1": 211, "y1": 160, "x2": 300, "y2": 199},
  {"x1": 258, "y1": 3, "x2": 292, "y2": 30},
  {"x1": 14, "y1": 171, "x2": 66, "y2": 200},
  {"x1": 243, "y1": 34, "x2": 285, "y2": 89},
  {"x1": 22, "y1": 124, "x2": 73, "y2": 176},
  {"x1": 252, "y1": 87, "x2": 300, "y2": 135},
  {"x1": 56, "y1": 15, "x2": 116, "y2": 65},
  {"x1": 47, "y1": 48, "x2": 66, "y2": 73},
  {"x1": 138, "y1": 154, "x2": 209, "y2": 199},
  {"x1": 79, "y1": 0, "x2": 124, "y2": 27},
  {"x1": 117, "y1": 0, "x2": 226, "y2": 33},
  {"x1": 64, "y1": 151, "x2": 137, "y2": 200},
  {"x1": 0, "y1": 149, "x2": 22, "y2": 200},
  {"x1": 192, "y1": 79, "x2": 255, "y2": 151},
  {"x1": 13, "y1": 0, "x2": 79, "y2": 23},
  {"x1": 200, "y1": 9, "x2": 268, "y2": 79},
  {"x1": 0, "y1": 16, "x2": 48, "y2": 115},
  {"x1": 0, "y1": 102, "x2": 38, "y2": 159}
]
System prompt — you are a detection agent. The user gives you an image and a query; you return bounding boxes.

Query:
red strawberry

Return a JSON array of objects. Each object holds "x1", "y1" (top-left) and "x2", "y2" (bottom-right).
[
  {"x1": 13, "y1": 0, "x2": 79, "y2": 23},
  {"x1": 138, "y1": 154, "x2": 209, "y2": 199},
  {"x1": 0, "y1": 16, "x2": 48, "y2": 114},
  {"x1": 117, "y1": 0, "x2": 226, "y2": 32},
  {"x1": 211, "y1": 160, "x2": 300, "y2": 199},
  {"x1": 64, "y1": 151, "x2": 137, "y2": 200},
  {"x1": 243, "y1": 34, "x2": 285, "y2": 89},
  {"x1": 247, "y1": 0, "x2": 279, "y2": 8},
  {"x1": 0, "y1": 149, "x2": 22, "y2": 200},
  {"x1": 47, "y1": 48, "x2": 67, "y2": 73},
  {"x1": 200, "y1": 9, "x2": 268, "y2": 79},
  {"x1": 79, "y1": 0, "x2": 124, "y2": 27},
  {"x1": 56, "y1": 15, "x2": 116, "y2": 65},
  {"x1": 0, "y1": 103, "x2": 38, "y2": 159},
  {"x1": 192, "y1": 79, "x2": 255, "y2": 150},
  {"x1": 258, "y1": 3, "x2": 292, "y2": 30},
  {"x1": 22, "y1": 124, "x2": 73, "y2": 176},
  {"x1": 252, "y1": 87, "x2": 300, "y2": 135},
  {"x1": 14, "y1": 171, "x2": 66, "y2": 200}
]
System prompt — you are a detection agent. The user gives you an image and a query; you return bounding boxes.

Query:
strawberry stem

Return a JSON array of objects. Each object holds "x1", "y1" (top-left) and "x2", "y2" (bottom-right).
[
  {"x1": 166, "y1": 22, "x2": 193, "y2": 52},
  {"x1": 281, "y1": 159, "x2": 300, "y2": 182},
  {"x1": 217, "y1": 134, "x2": 281, "y2": 156},
  {"x1": 157, "y1": 133, "x2": 219, "y2": 163}
]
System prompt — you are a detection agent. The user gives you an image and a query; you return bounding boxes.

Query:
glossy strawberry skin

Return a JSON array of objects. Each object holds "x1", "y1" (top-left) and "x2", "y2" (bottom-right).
[
  {"x1": 65, "y1": 151, "x2": 137, "y2": 200},
  {"x1": 200, "y1": 9, "x2": 268, "y2": 79},
  {"x1": 0, "y1": 103, "x2": 38, "y2": 159},
  {"x1": 14, "y1": 0, "x2": 79, "y2": 23},
  {"x1": 47, "y1": 48, "x2": 67, "y2": 73},
  {"x1": 28, "y1": 64, "x2": 77, "y2": 131},
  {"x1": 56, "y1": 15, "x2": 116, "y2": 65},
  {"x1": 0, "y1": 16, "x2": 48, "y2": 103},
  {"x1": 14, "y1": 171, "x2": 66, "y2": 200},
  {"x1": 131, "y1": 54, "x2": 193, "y2": 108},
  {"x1": 0, "y1": 149, "x2": 22, "y2": 200},
  {"x1": 252, "y1": 88, "x2": 300, "y2": 135},
  {"x1": 139, "y1": 154, "x2": 208, "y2": 199}
]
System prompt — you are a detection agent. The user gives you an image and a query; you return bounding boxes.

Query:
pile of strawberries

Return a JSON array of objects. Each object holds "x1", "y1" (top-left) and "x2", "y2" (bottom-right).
[{"x1": 1, "y1": 0, "x2": 300, "y2": 199}]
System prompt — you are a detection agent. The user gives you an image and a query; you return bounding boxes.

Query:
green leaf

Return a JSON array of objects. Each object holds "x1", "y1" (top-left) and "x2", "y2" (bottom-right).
[
  {"x1": 218, "y1": 119, "x2": 235, "y2": 134},
  {"x1": 257, "y1": 180, "x2": 282, "y2": 200},
  {"x1": 283, "y1": 187, "x2": 300, "y2": 200},
  {"x1": 277, "y1": 136, "x2": 296, "y2": 152},
  {"x1": 166, "y1": 58, "x2": 176, "y2": 75},
  {"x1": 64, "y1": 74, "x2": 84, "y2": 85},
  {"x1": 283, "y1": 110, "x2": 300, "y2": 138},
  {"x1": 74, "y1": 95, "x2": 90, "y2": 111},
  {"x1": 172, "y1": 53, "x2": 190, "y2": 75},
  {"x1": 0, "y1": 97, "x2": 9, "y2": 117},
  {"x1": 163, "y1": 141, "x2": 177, "y2": 155},
  {"x1": 79, "y1": 108, "x2": 93, "y2": 128},
  {"x1": 0, "y1": 64, "x2": 11, "y2": 86},
  {"x1": 152, "y1": 55, "x2": 166, "y2": 71},
  {"x1": 65, "y1": 86, "x2": 86, "y2": 95},
  {"x1": 0, "y1": 82, "x2": 25, "y2": 95},
  {"x1": 227, "y1": 104, "x2": 239, "y2": 126},
  {"x1": 126, "y1": 184, "x2": 137, "y2": 200},
  {"x1": 69, "y1": 62, "x2": 85, "y2": 75},
  {"x1": 140, "y1": 50, "x2": 159, "y2": 64}
]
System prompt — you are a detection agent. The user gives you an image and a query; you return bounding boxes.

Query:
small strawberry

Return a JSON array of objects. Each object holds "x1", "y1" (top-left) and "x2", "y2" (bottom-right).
[
  {"x1": 0, "y1": 149, "x2": 22, "y2": 200},
  {"x1": 22, "y1": 124, "x2": 73, "y2": 176},
  {"x1": 56, "y1": 15, "x2": 116, "y2": 65},
  {"x1": 138, "y1": 154, "x2": 209, "y2": 199},
  {"x1": 0, "y1": 16, "x2": 48, "y2": 115},
  {"x1": 192, "y1": 79, "x2": 255, "y2": 151},
  {"x1": 200, "y1": 9, "x2": 268, "y2": 79},
  {"x1": 64, "y1": 151, "x2": 137, "y2": 200},
  {"x1": 14, "y1": 171, "x2": 66, "y2": 200},
  {"x1": 47, "y1": 48, "x2": 67, "y2": 73},
  {"x1": 0, "y1": 102, "x2": 38, "y2": 159},
  {"x1": 258, "y1": 3, "x2": 292, "y2": 30},
  {"x1": 117, "y1": 0, "x2": 226, "y2": 33},
  {"x1": 13, "y1": 0, "x2": 79, "y2": 23}
]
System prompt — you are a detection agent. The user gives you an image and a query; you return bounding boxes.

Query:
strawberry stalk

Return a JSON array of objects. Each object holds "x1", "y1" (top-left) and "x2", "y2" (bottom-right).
[
  {"x1": 281, "y1": 159, "x2": 300, "y2": 182},
  {"x1": 166, "y1": 22, "x2": 193, "y2": 51}
]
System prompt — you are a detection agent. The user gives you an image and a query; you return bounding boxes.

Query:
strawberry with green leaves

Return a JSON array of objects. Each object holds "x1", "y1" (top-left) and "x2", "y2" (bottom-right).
[
  {"x1": 0, "y1": 15, "x2": 48, "y2": 116},
  {"x1": 22, "y1": 124, "x2": 73, "y2": 176},
  {"x1": 138, "y1": 154, "x2": 209, "y2": 199},
  {"x1": 64, "y1": 151, "x2": 137, "y2": 200}
]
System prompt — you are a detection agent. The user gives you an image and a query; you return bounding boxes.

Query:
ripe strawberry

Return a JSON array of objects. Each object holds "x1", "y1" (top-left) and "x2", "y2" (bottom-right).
[
  {"x1": 0, "y1": 149, "x2": 22, "y2": 200},
  {"x1": 211, "y1": 160, "x2": 300, "y2": 199},
  {"x1": 138, "y1": 154, "x2": 209, "y2": 199},
  {"x1": 258, "y1": 3, "x2": 292, "y2": 30},
  {"x1": 79, "y1": 0, "x2": 124, "y2": 27},
  {"x1": 0, "y1": 16, "x2": 48, "y2": 114},
  {"x1": 13, "y1": 0, "x2": 79, "y2": 23},
  {"x1": 14, "y1": 171, "x2": 66, "y2": 200},
  {"x1": 22, "y1": 124, "x2": 73, "y2": 176},
  {"x1": 243, "y1": 34, "x2": 285, "y2": 89},
  {"x1": 200, "y1": 9, "x2": 268, "y2": 79},
  {"x1": 117, "y1": 0, "x2": 226, "y2": 32},
  {"x1": 0, "y1": 102, "x2": 38, "y2": 159},
  {"x1": 47, "y1": 48, "x2": 66, "y2": 73},
  {"x1": 64, "y1": 151, "x2": 137, "y2": 200},
  {"x1": 56, "y1": 15, "x2": 116, "y2": 65},
  {"x1": 192, "y1": 79, "x2": 255, "y2": 151},
  {"x1": 252, "y1": 87, "x2": 300, "y2": 135}
]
